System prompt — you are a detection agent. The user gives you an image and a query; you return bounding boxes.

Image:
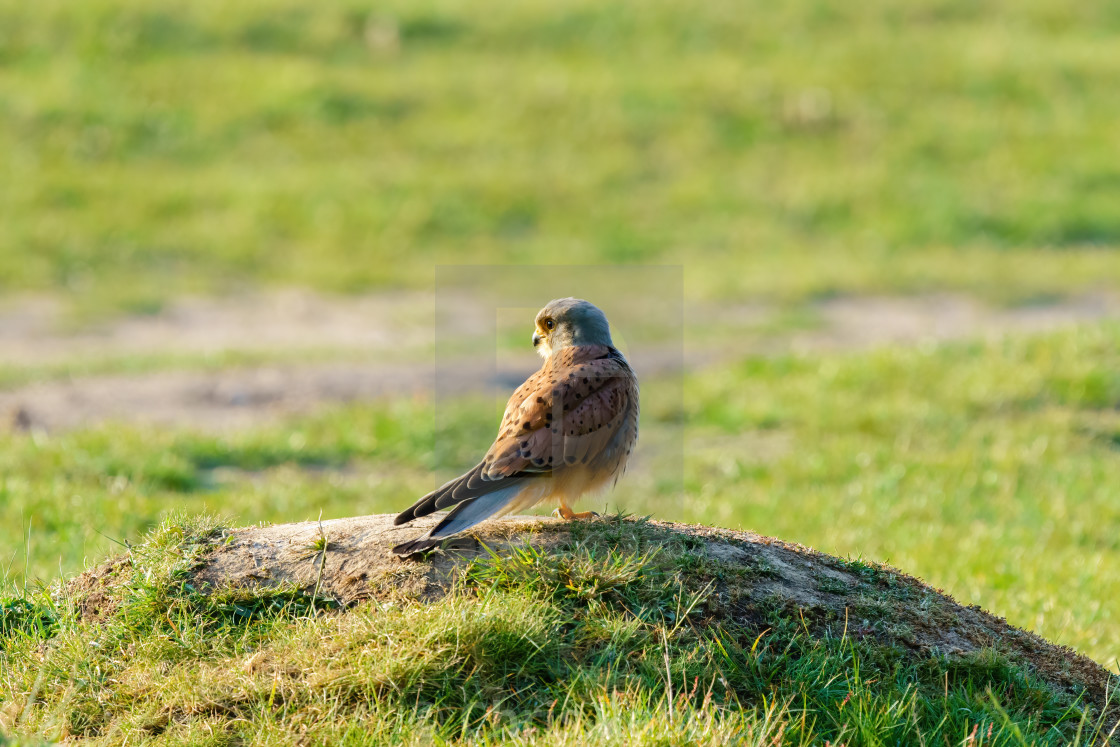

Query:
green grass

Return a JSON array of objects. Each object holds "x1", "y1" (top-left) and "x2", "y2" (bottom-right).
[
  {"x1": 2, "y1": 0, "x2": 1120, "y2": 315},
  {"x1": 1, "y1": 515, "x2": 1113, "y2": 744},
  {"x1": 2, "y1": 322, "x2": 1118, "y2": 675},
  {"x1": 0, "y1": 397, "x2": 441, "y2": 585},
  {"x1": 0, "y1": 346, "x2": 390, "y2": 392},
  {"x1": 674, "y1": 322, "x2": 1120, "y2": 668}
]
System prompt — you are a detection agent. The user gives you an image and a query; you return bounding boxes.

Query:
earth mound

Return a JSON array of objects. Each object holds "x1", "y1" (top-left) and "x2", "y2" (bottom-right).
[{"x1": 72, "y1": 512, "x2": 1118, "y2": 727}]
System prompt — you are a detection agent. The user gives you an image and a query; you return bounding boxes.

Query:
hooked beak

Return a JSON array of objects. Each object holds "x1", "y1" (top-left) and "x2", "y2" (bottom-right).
[{"x1": 532, "y1": 332, "x2": 543, "y2": 347}]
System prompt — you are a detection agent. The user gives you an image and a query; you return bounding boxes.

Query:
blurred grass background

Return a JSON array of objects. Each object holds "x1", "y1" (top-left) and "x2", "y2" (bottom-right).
[
  {"x1": 3, "y1": 0, "x2": 1120, "y2": 313},
  {"x1": 0, "y1": 0, "x2": 1118, "y2": 671}
]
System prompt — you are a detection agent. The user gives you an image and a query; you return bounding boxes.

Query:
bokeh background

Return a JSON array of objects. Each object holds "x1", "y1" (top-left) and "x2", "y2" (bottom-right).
[{"x1": 1, "y1": 0, "x2": 1117, "y2": 670}]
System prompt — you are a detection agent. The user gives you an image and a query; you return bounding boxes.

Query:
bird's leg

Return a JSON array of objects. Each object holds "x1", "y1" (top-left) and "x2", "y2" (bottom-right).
[{"x1": 552, "y1": 502, "x2": 599, "y2": 520}]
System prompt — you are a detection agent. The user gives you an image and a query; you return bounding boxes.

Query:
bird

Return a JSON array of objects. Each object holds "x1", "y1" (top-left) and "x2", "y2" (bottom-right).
[{"x1": 392, "y1": 297, "x2": 639, "y2": 555}]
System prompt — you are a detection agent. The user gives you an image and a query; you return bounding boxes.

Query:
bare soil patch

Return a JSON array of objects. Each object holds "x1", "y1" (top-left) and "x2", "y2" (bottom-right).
[
  {"x1": 789, "y1": 293, "x2": 1120, "y2": 352},
  {"x1": 0, "y1": 290, "x2": 431, "y2": 366}
]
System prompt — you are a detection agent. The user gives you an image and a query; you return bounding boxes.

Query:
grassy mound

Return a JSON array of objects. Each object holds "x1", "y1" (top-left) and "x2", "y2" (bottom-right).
[{"x1": 2, "y1": 514, "x2": 1116, "y2": 745}]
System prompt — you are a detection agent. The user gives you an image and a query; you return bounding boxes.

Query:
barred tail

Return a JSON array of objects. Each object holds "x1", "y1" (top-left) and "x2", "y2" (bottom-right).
[{"x1": 391, "y1": 483, "x2": 525, "y2": 556}]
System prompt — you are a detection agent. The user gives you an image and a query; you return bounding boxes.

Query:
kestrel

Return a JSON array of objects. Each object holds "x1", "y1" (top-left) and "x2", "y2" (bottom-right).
[{"x1": 392, "y1": 297, "x2": 639, "y2": 555}]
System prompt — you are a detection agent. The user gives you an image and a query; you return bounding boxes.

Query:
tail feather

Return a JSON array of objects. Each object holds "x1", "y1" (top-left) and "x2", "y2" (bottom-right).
[
  {"x1": 392, "y1": 483, "x2": 524, "y2": 556},
  {"x1": 393, "y1": 464, "x2": 531, "y2": 526}
]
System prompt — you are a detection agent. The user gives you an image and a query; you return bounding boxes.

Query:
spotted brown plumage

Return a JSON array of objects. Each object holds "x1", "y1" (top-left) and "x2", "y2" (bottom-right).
[{"x1": 392, "y1": 298, "x2": 639, "y2": 556}]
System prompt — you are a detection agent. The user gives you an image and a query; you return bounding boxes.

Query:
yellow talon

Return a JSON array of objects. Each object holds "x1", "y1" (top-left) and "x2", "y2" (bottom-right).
[{"x1": 552, "y1": 505, "x2": 599, "y2": 520}]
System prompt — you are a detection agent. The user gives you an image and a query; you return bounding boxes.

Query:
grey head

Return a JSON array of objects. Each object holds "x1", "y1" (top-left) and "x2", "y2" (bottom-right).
[{"x1": 531, "y1": 297, "x2": 614, "y2": 357}]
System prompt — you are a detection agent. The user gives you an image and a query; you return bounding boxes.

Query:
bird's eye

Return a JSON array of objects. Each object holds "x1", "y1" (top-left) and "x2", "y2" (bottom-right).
[{"x1": 544, "y1": 319, "x2": 555, "y2": 330}]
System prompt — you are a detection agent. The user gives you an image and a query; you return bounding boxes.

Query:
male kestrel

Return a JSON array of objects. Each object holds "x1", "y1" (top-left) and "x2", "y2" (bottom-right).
[{"x1": 392, "y1": 298, "x2": 639, "y2": 555}]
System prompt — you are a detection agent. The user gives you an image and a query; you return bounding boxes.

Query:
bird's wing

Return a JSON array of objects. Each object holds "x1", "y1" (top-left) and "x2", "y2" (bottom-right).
[
  {"x1": 393, "y1": 345, "x2": 634, "y2": 528},
  {"x1": 482, "y1": 346, "x2": 634, "y2": 476}
]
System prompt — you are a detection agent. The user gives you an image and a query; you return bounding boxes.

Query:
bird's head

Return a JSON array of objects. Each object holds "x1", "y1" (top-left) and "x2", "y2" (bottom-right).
[{"x1": 532, "y1": 298, "x2": 613, "y2": 358}]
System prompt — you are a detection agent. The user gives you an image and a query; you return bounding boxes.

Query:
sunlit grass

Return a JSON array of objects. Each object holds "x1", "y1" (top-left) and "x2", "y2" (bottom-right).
[
  {"x1": 669, "y1": 322, "x2": 1120, "y2": 668},
  {"x1": 1, "y1": 515, "x2": 1112, "y2": 745}
]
